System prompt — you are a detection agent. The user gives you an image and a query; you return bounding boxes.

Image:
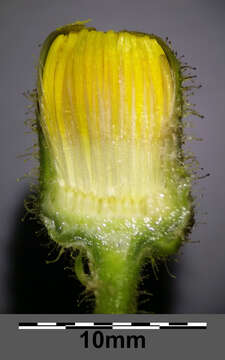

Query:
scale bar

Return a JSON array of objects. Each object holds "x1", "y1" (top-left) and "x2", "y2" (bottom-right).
[{"x1": 18, "y1": 321, "x2": 207, "y2": 331}]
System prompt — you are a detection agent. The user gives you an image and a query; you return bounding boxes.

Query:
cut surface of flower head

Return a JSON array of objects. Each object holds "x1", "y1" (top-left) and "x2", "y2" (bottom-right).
[
  {"x1": 37, "y1": 22, "x2": 194, "y2": 313},
  {"x1": 40, "y1": 27, "x2": 191, "y2": 245}
]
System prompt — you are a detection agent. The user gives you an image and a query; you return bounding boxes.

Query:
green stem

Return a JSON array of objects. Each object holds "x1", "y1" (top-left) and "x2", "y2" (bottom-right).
[{"x1": 93, "y1": 248, "x2": 140, "y2": 314}]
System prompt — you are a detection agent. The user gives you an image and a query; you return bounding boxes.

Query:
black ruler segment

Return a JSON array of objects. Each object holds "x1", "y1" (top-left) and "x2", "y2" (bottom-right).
[
  {"x1": 161, "y1": 326, "x2": 207, "y2": 330},
  {"x1": 169, "y1": 322, "x2": 188, "y2": 326},
  {"x1": 67, "y1": 326, "x2": 112, "y2": 330}
]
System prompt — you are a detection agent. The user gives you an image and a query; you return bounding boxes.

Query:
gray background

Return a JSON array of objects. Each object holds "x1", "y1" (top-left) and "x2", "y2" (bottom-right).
[
  {"x1": 0, "y1": 315, "x2": 222, "y2": 360},
  {"x1": 0, "y1": 0, "x2": 225, "y2": 313},
  {"x1": 0, "y1": 315, "x2": 221, "y2": 360}
]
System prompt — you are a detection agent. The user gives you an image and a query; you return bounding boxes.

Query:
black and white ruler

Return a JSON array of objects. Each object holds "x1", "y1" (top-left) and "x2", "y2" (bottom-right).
[{"x1": 18, "y1": 321, "x2": 207, "y2": 330}]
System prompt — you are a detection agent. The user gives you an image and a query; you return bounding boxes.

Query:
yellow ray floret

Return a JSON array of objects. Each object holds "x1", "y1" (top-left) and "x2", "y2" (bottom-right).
[{"x1": 40, "y1": 29, "x2": 176, "y2": 218}]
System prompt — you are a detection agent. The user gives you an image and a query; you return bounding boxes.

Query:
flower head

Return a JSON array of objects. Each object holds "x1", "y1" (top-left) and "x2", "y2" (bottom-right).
[
  {"x1": 38, "y1": 21, "x2": 192, "y2": 259},
  {"x1": 35, "y1": 21, "x2": 195, "y2": 313}
]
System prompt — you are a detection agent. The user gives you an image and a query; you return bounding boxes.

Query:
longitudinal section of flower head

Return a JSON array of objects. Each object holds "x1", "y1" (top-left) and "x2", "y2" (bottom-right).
[{"x1": 40, "y1": 29, "x2": 178, "y2": 217}]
